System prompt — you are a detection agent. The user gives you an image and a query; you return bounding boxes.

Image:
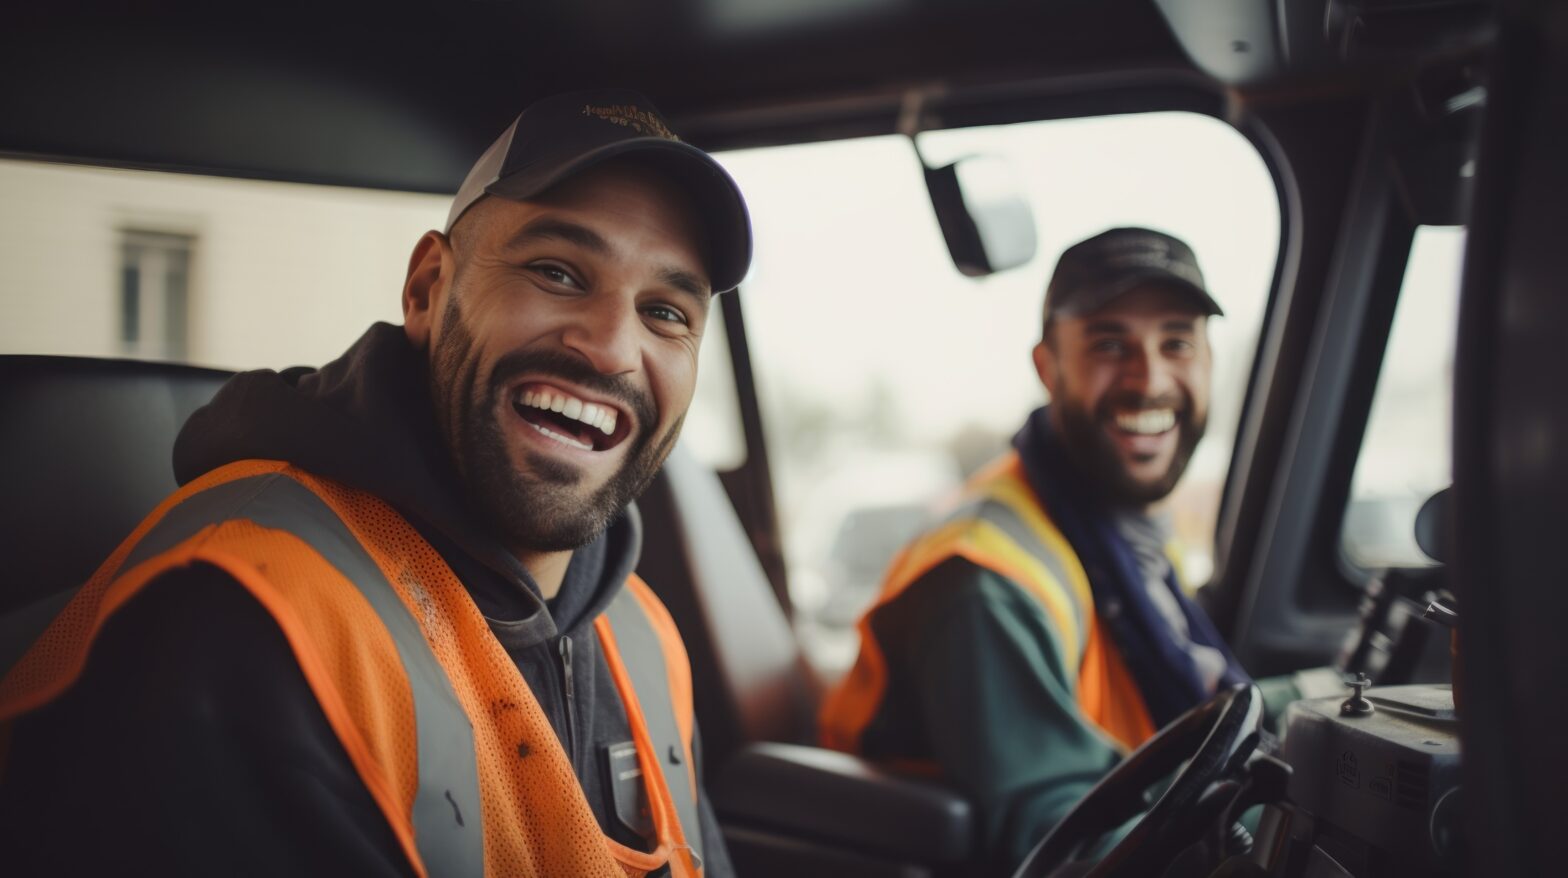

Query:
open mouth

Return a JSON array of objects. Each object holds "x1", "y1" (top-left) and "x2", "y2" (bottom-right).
[
  {"x1": 1106, "y1": 407, "x2": 1180, "y2": 462},
  {"x1": 1112, "y1": 408, "x2": 1177, "y2": 437},
  {"x1": 511, "y1": 382, "x2": 632, "y2": 453}
]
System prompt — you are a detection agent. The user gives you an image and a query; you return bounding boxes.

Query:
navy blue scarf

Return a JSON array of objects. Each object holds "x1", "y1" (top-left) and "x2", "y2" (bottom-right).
[{"x1": 1013, "y1": 406, "x2": 1248, "y2": 727}]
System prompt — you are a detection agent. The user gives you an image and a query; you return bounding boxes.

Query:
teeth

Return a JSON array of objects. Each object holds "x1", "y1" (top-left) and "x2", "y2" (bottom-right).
[
  {"x1": 1114, "y1": 409, "x2": 1176, "y2": 436},
  {"x1": 524, "y1": 420, "x2": 593, "y2": 451},
  {"x1": 518, "y1": 387, "x2": 620, "y2": 437}
]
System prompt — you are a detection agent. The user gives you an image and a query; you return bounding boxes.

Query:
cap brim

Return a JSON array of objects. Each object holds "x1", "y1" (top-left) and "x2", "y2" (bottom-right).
[
  {"x1": 1055, "y1": 269, "x2": 1224, "y2": 319},
  {"x1": 484, "y1": 138, "x2": 753, "y2": 293}
]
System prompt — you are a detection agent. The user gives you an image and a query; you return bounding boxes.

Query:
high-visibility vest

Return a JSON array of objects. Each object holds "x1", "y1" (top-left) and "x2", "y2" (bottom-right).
[
  {"x1": 820, "y1": 451, "x2": 1156, "y2": 757},
  {"x1": 0, "y1": 459, "x2": 703, "y2": 878}
]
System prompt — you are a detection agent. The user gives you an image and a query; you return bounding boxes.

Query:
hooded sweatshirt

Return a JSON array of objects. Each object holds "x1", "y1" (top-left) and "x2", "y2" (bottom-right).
[{"x1": 0, "y1": 323, "x2": 732, "y2": 876}]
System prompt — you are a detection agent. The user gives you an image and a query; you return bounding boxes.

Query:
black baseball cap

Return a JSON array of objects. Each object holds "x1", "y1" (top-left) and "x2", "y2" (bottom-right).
[
  {"x1": 1043, "y1": 227, "x2": 1222, "y2": 321},
  {"x1": 446, "y1": 89, "x2": 753, "y2": 293}
]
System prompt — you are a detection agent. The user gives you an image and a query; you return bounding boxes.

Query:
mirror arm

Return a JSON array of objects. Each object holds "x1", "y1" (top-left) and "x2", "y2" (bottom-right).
[{"x1": 898, "y1": 87, "x2": 942, "y2": 168}]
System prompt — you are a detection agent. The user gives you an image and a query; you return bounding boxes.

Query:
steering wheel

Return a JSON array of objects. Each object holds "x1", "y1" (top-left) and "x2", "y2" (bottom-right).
[{"x1": 1013, "y1": 683, "x2": 1267, "y2": 878}]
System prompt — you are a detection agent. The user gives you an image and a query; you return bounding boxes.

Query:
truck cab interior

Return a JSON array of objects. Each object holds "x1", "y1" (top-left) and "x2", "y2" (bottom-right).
[{"x1": 2, "y1": 1, "x2": 1564, "y2": 876}]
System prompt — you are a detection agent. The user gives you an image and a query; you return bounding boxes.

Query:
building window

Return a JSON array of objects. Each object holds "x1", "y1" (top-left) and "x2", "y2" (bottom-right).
[{"x1": 119, "y1": 230, "x2": 193, "y2": 361}]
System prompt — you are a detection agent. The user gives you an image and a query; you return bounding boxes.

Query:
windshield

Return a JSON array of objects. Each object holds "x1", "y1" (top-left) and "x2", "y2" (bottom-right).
[{"x1": 712, "y1": 112, "x2": 1281, "y2": 672}]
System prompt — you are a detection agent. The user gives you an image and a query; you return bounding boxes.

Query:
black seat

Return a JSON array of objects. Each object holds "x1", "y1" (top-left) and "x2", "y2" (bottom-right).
[
  {"x1": 636, "y1": 449, "x2": 822, "y2": 768},
  {"x1": 638, "y1": 449, "x2": 977, "y2": 876},
  {"x1": 0, "y1": 355, "x2": 231, "y2": 614}
]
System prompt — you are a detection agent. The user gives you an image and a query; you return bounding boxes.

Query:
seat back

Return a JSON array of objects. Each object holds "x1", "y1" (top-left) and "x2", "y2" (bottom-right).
[
  {"x1": 637, "y1": 449, "x2": 977, "y2": 876},
  {"x1": 636, "y1": 446, "x2": 822, "y2": 769},
  {"x1": 0, "y1": 355, "x2": 231, "y2": 613}
]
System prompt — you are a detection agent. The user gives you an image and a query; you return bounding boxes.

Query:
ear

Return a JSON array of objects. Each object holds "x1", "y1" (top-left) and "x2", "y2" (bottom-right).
[
  {"x1": 1032, "y1": 340, "x2": 1060, "y2": 399},
  {"x1": 402, "y1": 230, "x2": 453, "y2": 351}
]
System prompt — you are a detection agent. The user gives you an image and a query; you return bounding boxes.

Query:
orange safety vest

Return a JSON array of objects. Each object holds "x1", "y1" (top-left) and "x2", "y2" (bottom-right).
[
  {"x1": 821, "y1": 451, "x2": 1157, "y2": 757},
  {"x1": 0, "y1": 459, "x2": 702, "y2": 878}
]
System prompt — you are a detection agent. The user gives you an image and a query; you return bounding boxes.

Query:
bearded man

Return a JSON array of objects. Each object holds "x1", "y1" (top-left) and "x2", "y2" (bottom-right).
[
  {"x1": 820, "y1": 227, "x2": 1251, "y2": 874},
  {"x1": 0, "y1": 90, "x2": 748, "y2": 878}
]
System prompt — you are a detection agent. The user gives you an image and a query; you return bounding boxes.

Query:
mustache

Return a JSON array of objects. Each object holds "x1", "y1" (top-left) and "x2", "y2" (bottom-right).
[
  {"x1": 486, "y1": 348, "x2": 658, "y2": 433},
  {"x1": 1095, "y1": 392, "x2": 1188, "y2": 416}
]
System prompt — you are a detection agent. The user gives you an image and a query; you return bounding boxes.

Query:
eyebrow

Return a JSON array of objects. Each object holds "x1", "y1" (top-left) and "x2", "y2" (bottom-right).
[
  {"x1": 1083, "y1": 319, "x2": 1129, "y2": 335},
  {"x1": 660, "y1": 266, "x2": 712, "y2": 305},
  {"x1": 500, "y1": 217, "x2": 611, "y2": 255},
  {"x1": 1082, "y1": 318, "x2": 1198, "y2": 334}
]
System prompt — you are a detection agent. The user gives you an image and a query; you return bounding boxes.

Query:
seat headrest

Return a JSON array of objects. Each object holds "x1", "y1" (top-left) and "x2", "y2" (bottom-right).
[{"x1": 0, "y1": 356, "x2": 231, "y2": 612}]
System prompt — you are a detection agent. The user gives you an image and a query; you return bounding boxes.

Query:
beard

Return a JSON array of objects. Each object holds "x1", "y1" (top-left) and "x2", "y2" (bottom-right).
[
  {"x1": 429, "y1": 294, "x2": 682, "y2": 553},
  {"x1": 1053, "y1": 383, "x2": 1206, "y2": 508}
]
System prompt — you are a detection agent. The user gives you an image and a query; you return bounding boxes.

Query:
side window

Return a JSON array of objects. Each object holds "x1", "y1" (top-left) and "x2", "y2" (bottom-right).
[
  {"x1": 684, "y1": 302, "x2": 747, "y2": 472},
  {"x1": 715, "y1": 113, "x2": 1281, "y2": 674},
  {"x1": 1341, "y1": 226, "x2": 1466, "y2": 569},
  {"x1": 0, "y1": 158, "x2": 445, "y2": 369}
]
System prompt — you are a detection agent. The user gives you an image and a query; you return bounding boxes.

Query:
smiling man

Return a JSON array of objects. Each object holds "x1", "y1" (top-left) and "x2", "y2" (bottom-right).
[
  {"x1": 0, "y1": 91, "x2": 747, "y2": 877},
  {"x1": 821, "y1": 227, "x2": 1250, "y2": 873}
]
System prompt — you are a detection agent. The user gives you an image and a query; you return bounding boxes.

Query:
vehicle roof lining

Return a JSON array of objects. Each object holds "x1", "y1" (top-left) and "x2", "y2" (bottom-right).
[{"x1": 1, "y1": 0, "x2": 1190, "y2": 193}]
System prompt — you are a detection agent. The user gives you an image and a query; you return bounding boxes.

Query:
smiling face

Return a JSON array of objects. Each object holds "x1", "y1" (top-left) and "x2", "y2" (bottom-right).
[
  {"x1": 1033, "y1": 284, "x2": 1212, "y2": 508},
  {"x1": 403, "y1": 159, "x2": 711, "y2": 554}
]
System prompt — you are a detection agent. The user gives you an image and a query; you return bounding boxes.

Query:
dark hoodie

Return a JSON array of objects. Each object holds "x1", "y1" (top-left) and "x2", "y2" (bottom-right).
[{"x1": 0, "y1": 324, "x2": 732, "y2": 876}]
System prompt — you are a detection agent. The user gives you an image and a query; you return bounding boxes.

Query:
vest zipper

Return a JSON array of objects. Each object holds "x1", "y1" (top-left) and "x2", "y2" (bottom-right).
[{"x1": 558, "y1": 634, "x2": 577, "y2": 767}]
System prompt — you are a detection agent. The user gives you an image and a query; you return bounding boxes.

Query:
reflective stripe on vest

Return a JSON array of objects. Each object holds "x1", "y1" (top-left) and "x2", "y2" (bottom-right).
[
  {"x1": 0, "y1": 461, "x2": 702, "y2": 877},
  {"x1": 942, "y1": 495, "x2": 1091, "y2": 674},
  {"x1": 602, "y1": 586, "x2": 703, "y2": 870}
]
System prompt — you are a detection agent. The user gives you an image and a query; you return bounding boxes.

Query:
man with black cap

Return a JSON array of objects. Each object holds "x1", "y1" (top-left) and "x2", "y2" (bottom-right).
[
  {"x1": 821, "y1": 227, "x2": 1251, "y2": 873},
  {"x1": 0, "y1": 91, "x2": 747, "y2": 877}
]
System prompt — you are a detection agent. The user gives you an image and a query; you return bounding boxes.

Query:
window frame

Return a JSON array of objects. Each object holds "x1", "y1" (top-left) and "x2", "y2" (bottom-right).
[{"x1": 1219, "y1": 95, "x2": 1456, "y2": 675}]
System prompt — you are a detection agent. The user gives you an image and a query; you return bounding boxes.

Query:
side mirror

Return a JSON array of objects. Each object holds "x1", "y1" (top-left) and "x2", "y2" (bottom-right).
[{"x1": 922, "y1": 154, "x2": 1038, "y2": 278}]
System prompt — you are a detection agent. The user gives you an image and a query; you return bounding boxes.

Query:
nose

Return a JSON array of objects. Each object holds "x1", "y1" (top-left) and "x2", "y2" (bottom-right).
[
  {"x1": 1122, "y1": 343, "x2": 1177, "y2": 400},
  {"x1": 561, "y1": 297, "x2": 642, "y2": 376}
]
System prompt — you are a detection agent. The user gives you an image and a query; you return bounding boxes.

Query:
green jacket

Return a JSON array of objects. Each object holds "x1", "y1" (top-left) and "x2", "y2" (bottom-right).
[{"x1": 821, "y1": 452, "x2": 1157, "y2": 873}]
